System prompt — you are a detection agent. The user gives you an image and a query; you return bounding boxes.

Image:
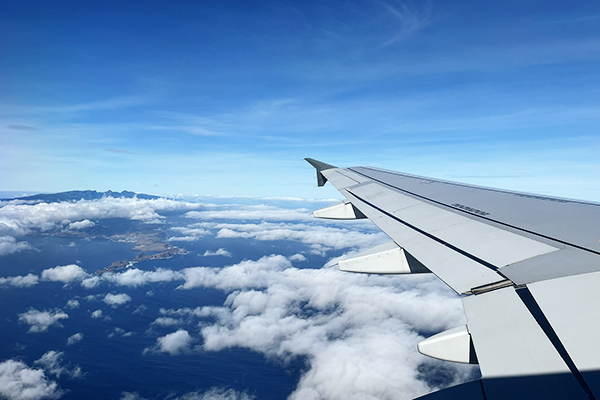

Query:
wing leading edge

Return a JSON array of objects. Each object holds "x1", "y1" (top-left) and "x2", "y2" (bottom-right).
[{"x1": 305, "y1": 158, "x2": 600, "y2": 400}]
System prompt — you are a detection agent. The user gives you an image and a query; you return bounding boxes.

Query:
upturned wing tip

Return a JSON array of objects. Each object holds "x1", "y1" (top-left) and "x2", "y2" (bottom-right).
[
  {"x1": 304, "y1": 158, "x2": 337, "y2": 170},
  {"x1": 305, "y1": 158, "x2": 337, "y2": 187}
]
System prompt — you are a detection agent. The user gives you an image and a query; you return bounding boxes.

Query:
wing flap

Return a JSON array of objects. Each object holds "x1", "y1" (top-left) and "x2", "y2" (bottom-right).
[
  {"x1": 528, "y1": 271, "x2": 600, "y2": 397},
  {"x1": 338, "y1": 241, "x2": 430, "y2": 274},
  {"x1": 344, "y1": 188, "x2": 501, "y2": 293},
  {"x1": 313, "y1": 200, "x2": 366, "y2": 220},
  {"x1": 417, "y1": 325, "x2": 477, "y2": 364},
  {"x1": 464, "y1": 287, "x2": 572, "y2": 378}
]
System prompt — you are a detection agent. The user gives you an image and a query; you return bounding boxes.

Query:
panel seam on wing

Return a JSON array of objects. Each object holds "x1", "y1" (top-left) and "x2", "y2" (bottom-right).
[{"x1": 348, "y1": 167, "x2": 600, "y2": 257}]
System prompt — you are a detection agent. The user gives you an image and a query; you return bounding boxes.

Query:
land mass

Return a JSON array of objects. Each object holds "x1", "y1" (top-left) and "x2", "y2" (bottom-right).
[
  {"x1": 97, "y1": 232, "x2": 188, "y2": 274},
  {"x1": 2, "y1": 190, "x2": 161, "y2": 202}
]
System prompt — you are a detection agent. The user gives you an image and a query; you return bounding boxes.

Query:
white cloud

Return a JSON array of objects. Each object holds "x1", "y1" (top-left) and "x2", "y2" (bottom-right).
[
  {"x1": 166, "y1": 236, "x2": 201, "y2": 242},
  {"x1": 34, "y1": 351, "x2": 81, "y2": 378},
  {"x1": 103, "y1": 293, "x2": 131, "y2": 307},
  {"x1": 66, "y1": 333, "x2": 83, "y2": 345},
  {"x1": 90, "y1": 310, "x2": 103, "y2": 319},
  {"x1": 168, "y1": 255, "x2": 475, "y2": 399},
  {"x1": 108, "y1": 327, "x2": 134, "y2": 338},
  {"x1": 0, "y1": 197, "x2": 199, "y2": 237},
  {"x1": 132, "y1": 305, "x2": 147, "y2": 315},
  {"x1": 179, "y1": 255, "x2": 290, "y2": 290},
  {"x1": 147, "y1": 329, "x2": 193, "y2": 355},
  {"x1": 101, "y1": 268, "x2": 180, "y2": 287},
  {"x1": 81, "y1": 276, "x2": 100, "y2": 289},
  {"x1": 167, "y1": 227, "x2": 210, "y2": 242},
  {"x1": 120, "y1": 388, "x2": 254, "y2": 400},
  {"x1": 203, "y1": 248, "x2": 231, "y2": 257},
  {"x1": 41, "y1": 265, "x2": 88, "y2": 284},
  {"x1": 289, "y1": 254, "x2": 307, "y2": 262},
  {"x1": 151, "y1": 317, "x2": 183, "y2": 327},
  {"x1": 212, "y1": 221, "x2": 386, "y2": 252},
  {"x1": 66, "y1": 219, "x2": 95, "y2": 230},
  {"x1": 185, "y1": 204, "x2": 313, "y2": 221},
  {"x1": 65, "y1": 299, "x2": 79, "y2": 309},
  {"x1": 174, "y1": 388, "x2": 254, "y2": 400},
  {"x1": 18, "y1": 309, "x2": 68, "y2": 333},
  {"x1": 0, "y1": 359, "x2": 62, "y2": 400},
  {"x1": 0, "y1": 274, "x2": 39, "y2": 288},
  {"x1": 0, "y1": 236, "x2": 30, "y2": 256},
  {"x1": 120, "y1": 392, "x2": 147, "y2": 400}
]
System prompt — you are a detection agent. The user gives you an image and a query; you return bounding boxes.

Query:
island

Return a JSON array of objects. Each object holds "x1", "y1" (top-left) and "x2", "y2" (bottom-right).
[{"x1": 96, "y1": 232, "x2": 188, "y2": 274}]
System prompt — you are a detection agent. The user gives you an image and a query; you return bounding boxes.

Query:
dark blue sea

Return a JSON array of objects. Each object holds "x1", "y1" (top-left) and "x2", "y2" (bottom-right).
[{"x1": 0, "y1": 209, "x2": 347, "y2": 400}]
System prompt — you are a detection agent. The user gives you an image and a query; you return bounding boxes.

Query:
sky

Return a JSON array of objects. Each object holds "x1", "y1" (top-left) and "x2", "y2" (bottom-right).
[{"x1": 2, "y1": 0, "x2": 600, "y2": 200}]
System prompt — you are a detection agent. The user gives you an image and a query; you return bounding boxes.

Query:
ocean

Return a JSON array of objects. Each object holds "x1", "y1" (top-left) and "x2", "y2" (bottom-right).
[
  {"x1": 0, "y1": 208, "x2": 340, "y2": 399},
  {"x1": 0, "y1": 197, "x2": 473, "y2": 400}
]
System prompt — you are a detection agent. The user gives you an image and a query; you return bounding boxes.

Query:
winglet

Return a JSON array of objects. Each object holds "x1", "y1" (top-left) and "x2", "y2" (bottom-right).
[{"x1": 305, "y1": 158, "x2": 337, "y2": 187}]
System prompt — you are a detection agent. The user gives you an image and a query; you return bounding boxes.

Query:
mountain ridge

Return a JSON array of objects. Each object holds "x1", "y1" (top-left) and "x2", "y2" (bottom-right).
[{"x1": 2, "y1": 190, "x2": 161, "y2": 202}]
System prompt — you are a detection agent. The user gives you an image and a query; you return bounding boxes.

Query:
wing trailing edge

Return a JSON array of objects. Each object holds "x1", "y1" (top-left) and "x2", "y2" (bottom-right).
[
  {"x1": 417, "y1": 325, "x2": 477, "y2": 364},
  {"x1": 338, "y1": 241, "x2": 430, "y2": 274},
  {"x1": 312, "y1": 200, "x2": 367, "y2": 219}
]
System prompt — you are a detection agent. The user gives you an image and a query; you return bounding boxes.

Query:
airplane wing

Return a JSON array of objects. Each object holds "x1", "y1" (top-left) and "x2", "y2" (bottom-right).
[{"x1": 305, "y1": 158, "x2": 600, "y2": 400}]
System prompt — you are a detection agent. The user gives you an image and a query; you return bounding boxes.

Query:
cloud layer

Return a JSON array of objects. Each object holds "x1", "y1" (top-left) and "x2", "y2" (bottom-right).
[
  {"x1": 0, "y1": 359, "x2": 62, "y2": 400},
  {"x1": 161, "y1": 255, "x2": 475, "y2": 399},
  {"x1": 1, "y1": 197, "x2": 478, "y2": 399},
  {"x1": 0, "y1": 197, "x2": 200, "y2": 255},
  {"x1": 18, "y1": 309, "x2": 69, "y2": 333}
]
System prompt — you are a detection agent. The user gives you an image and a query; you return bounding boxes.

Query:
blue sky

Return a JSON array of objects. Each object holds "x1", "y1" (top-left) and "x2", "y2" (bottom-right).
[{"x1": 2, "y1": 0, "x2": 600, "y2": 199}]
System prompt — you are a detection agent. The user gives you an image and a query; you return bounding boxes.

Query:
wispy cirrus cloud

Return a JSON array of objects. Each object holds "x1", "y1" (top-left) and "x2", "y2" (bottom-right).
[
  {"x1": 4, "y1": 96, "x2": 150, "y2": 115},
  {"x1": 376, "y1": 0, "x2": 433, "y2": 46},
  {"x1": 105, "y1": 148, "x2": 135, "y2": 155},
  {"x1": 8, "y1": 125, "x2": 38, "y2": 131}
]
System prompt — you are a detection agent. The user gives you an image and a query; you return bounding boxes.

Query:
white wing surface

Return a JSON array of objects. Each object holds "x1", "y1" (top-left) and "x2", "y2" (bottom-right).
[{"x1": 306, "y1": 158, "x2": 600, "y2": 400}]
